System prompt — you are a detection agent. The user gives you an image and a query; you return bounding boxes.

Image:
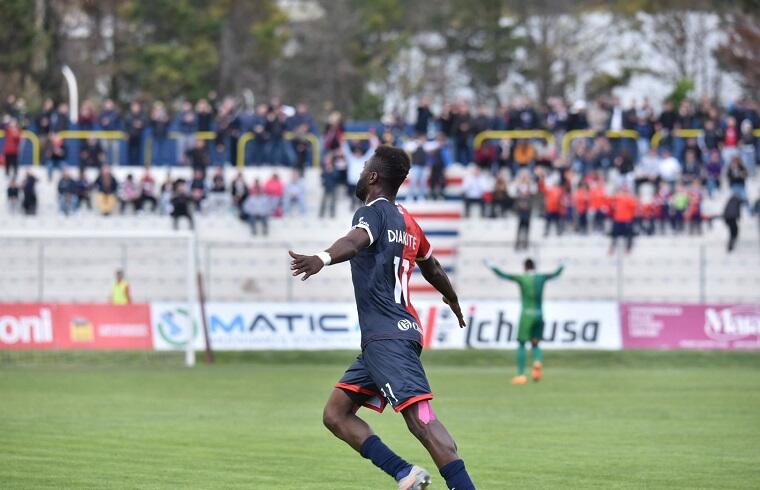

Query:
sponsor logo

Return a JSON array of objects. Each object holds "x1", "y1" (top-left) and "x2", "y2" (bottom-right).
[
  {"x1": 704, "y1": 305, "x2": 760, "y2": 342},
  {"x1": 69, "y1": 317, "x2": 94, "y2": 342},
  {"x1": 157, "y1": 307, "x2": 198, "y2": 347},
  {"x1": 0, "y1": 308, "x2": 54, "y2": 345},
  {"x1": 210, "y1": 313, "x2": 354, "y2": 333},
  {"x1": 397, "y1": 318, "x2": 420, "y2": 332},
  {"x1": 357, "y1": 216, "x2": 370, "y2": 228}
]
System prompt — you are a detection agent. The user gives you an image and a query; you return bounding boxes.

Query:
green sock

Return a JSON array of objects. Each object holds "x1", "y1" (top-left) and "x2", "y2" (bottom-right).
[
  {"x1": 517, "y1": 342, "x2": 526, "y2": 375},
  {"x1": 532, "y1": 343, "x2": 543, "y2": 364}
]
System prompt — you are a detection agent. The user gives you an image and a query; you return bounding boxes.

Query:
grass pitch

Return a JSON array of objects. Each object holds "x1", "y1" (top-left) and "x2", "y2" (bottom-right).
[{"x1": 1, "y1": 350, "x2": 759, "y2": 489}]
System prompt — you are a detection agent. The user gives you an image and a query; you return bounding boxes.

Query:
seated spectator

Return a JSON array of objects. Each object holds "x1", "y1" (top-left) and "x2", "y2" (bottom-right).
[
  {"x1": 75, "y1": 169, "x2": 91, "y2": 210},
  {"x1": 681, "y1": 150, "x2": 704, "y2": 186},
  {"x1": 320, "y1": 158, "x2": 338, "y2": 219},
  {"x1": 6, "y1": 176, "x2": 20, "y2": 214},
  {"x1": 119, "y1": 173, "x2": 140, "y2": 214},
  {"x1": 21, "y1": 170, "x2": 38, "y2": 215},
  {"x1": 705, "y1": 150, "x2": 722, "y2": 198},
  {"x1": 658, "y1": 149, "x2": 681, "y2": 187},
  {"x1": 189, "y1": 169, "x2": 206, "y2": 211},
  {"x1": 686, "y1": 180, "x2": 703, "y2": 235},
  {"x1": 461, "y1": 165, "x2": 489, "y2": 218},
  {"x1": 94, "y1": 165, "x2": 119, "y2": 216},
  {"x1": 57, "y1": 169, "x2": 78, "y2": 215},
  {"x1": 635, "y1": 147, "x2": 660, "y2": 192},
  {"x1": 727, "y1": 155, "x2": 748, "y2": 202},
  {"x1": 207, "y1": 167, "x2": 229, "y2": 212},
  {"x1": 263, "y1": 173, "x2": 284, "y2": 217},
  {"x1": 138, "y1": 169, "x2": 158, "y2": 212},
  {"x1": 283, "y1": 170, "x2": 306, "y2": 216},
  {"x1": 79, "y1": 137, "x2": 105, "y2": 173},
  {"x1": 230, "y1": 171, "x2": 248, "y2": 217},
  {"x1": 490, "y1": 173, "x2": 512, "y2": 218},
  {"x1": 670, "y1": 183, "x2": 689, "y2": 233},
  {"x1": 158, "y1": 176, "x2": 173, "y2": 215},
  {"x1": 243, "y1": 180, "x2": 270, "y2": 236},
  {"x1": 170, "y1": 179, "x2": 194, "y2": 230}
]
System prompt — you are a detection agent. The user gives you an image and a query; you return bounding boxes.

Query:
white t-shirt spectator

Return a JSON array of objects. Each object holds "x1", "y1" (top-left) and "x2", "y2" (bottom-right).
[
  {"x1": 659, "y1": 155, "x2": 681, "y2": 182},
  {"x1": 462, "y1": 171, "x2": 491, "y2": 199}
]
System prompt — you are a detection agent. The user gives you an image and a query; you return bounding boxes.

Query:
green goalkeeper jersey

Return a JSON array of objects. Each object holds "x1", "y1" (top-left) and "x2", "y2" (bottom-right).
[{"x1": 488, "y1": 265, "x2": 564, "y2": 314}]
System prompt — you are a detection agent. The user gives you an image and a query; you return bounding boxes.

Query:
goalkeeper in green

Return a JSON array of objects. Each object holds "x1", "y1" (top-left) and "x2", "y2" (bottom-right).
[{"x1": 484, "y1": 258, "x2": 563, "y2": 384}]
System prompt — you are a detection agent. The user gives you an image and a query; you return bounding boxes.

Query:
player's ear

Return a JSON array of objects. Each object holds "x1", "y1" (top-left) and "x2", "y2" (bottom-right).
[{"x1": 368, "y1": 170, "x2": 379, "y2": 185}]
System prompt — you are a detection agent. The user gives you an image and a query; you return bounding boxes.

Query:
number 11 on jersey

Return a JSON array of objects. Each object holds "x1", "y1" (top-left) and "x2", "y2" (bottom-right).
[{"x1": 393, "y1": 256, "x2": 410, "y2": 305}]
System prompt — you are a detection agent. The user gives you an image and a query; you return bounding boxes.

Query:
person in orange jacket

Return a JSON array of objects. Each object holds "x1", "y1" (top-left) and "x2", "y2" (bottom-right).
[
  {"x1": 573, "y1": 182, "x2": 590, "y2": 234},
  {"x1": 609, "y1": 184, "x2": 638, "y2": 254}
]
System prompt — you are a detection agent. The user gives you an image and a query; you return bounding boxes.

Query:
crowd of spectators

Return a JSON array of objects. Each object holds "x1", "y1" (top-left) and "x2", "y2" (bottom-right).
[{"x1": 2, "y1": 92, "x2": 759, "y2": 249}]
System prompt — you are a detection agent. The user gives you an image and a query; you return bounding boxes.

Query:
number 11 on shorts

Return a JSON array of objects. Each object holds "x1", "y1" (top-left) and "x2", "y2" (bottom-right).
[{"x1": 380, "y1": 382, "x2": 399, "y2": 405}]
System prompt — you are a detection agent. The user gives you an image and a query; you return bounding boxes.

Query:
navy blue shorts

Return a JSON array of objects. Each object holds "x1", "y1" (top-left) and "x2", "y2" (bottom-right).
[{"x1": 336, "y1": 339, "x2": 433, "y2": 413}]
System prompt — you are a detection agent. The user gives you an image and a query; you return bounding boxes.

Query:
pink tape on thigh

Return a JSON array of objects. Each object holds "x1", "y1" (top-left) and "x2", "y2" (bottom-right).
[{"x1": 417, "y1": 400, "x2": 437, "y2": 424}]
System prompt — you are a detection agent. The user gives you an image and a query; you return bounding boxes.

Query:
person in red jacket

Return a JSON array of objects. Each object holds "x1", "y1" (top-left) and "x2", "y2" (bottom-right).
[
  {"x1": 609, "y1": 184, "x2": 638, "y2": 255},
  {"x1": 573, "y1": 182, "x2": 590, "y2": 234},
  {"x1": 3, "y1": 118, "x2": 22, "y2": 178}
]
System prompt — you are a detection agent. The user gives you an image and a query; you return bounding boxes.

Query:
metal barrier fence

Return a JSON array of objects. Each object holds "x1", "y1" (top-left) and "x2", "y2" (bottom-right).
[{"x1": 3, "y1": 128, "x2": 760, "y2": 169}]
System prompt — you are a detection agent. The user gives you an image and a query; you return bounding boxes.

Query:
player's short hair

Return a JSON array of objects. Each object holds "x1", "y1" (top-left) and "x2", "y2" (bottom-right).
[
  {"x1": 524, "y1": 258, "x2": 535, "y2": 271},
  {"x1": 372, "y1": 145, "x2": 410, "y2": 193}
]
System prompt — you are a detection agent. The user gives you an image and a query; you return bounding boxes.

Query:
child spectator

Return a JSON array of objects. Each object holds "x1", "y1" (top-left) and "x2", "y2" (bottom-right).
[{"x1": 6, "y1": 175, "x2": 20, "y2": 214}]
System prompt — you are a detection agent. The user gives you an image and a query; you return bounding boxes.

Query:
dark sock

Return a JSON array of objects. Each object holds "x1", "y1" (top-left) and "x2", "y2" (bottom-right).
[
  {"x1": 359, "y1": 435, "x2": 411, "y2": 481},
  {"x1": 440, "y1": 459, "x2": 475, "y2": 490}
]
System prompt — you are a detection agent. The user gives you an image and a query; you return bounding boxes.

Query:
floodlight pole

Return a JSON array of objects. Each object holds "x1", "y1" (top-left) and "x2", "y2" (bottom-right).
[{"x1": 61, "y1": 65, "x2": 78, "y2": 124}]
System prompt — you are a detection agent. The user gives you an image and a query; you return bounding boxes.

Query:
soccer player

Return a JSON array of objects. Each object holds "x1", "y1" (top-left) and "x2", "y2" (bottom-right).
[
  {"x1": 289, "y1": 146, "x2": 476, "y2": 490},
  {"x1": 484, "y1": 258, "x2": 563, "y2": 384}
]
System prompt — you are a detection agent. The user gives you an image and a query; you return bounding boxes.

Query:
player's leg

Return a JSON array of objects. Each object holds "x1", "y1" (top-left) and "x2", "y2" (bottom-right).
[
  {"x1": 322, "y1": 388, "x2": 373, "y2": 451},
  {"x1": 401, "y1": 402, "x2": 476, "y2": 490},
  {"x1": 328, "y1": 355, "x2": 415, "y2": 483},
  {"x1": 530, "y1": 317, "x2": 545, "y2": 382},
  {"x1": 513, "y1": 313, "x2": 530, "y2": 384},
  {"x1": 363, "y1": 340, "x2": 475, "y2": 489}
]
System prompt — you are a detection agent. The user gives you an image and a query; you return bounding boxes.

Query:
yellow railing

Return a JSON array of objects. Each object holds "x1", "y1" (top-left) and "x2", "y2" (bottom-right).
[
  {"x1": 474, "y1": 130, "x2": 556, "y2": 150},
  {"x1": 650, "y1": 129, "x2": 704, "y2": 151},
  {"x1": 561, "y1": 129, "x2": 640, "y2": 156},
  {"x1": 0, "y1": 130, "x2": 41, "y2": 166},
  {"x1": 236, "y1": 131, "x2": 321, "y2": 169}
]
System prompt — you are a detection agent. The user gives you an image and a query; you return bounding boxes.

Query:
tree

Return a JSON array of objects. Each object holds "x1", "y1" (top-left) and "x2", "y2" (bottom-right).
[{"x1": 715, "y1": 6, "x2": 760, "y2": 96}]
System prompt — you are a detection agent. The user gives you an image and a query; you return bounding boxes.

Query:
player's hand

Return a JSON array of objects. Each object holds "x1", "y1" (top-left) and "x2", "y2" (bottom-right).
[
  {"x1": 442, "y1": 296, "x2": 467, "y2": 328},
  {"x1": 289, "y1": 250, "x2": 324, "y2": 281}
]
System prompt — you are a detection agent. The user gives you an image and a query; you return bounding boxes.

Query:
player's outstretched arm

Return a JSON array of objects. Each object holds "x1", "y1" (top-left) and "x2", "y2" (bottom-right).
[
  {"x1": 289, "y1": 228, "x2": 370, "y2": 281},
  {"x1": 417, "y1": 255, "x2": 467, "y2": 328},
  {"x1": 482, "y1": 259, "x2": 517, "y2": 281},
  {"x1": 547, "y1": 264, "x2": 565, "y2": 279}
]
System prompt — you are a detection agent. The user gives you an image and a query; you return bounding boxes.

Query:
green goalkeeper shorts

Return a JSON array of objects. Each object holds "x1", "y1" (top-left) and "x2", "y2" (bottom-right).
[{"x1": 517, "y1": 310, "x2": 544, "y2": 343}]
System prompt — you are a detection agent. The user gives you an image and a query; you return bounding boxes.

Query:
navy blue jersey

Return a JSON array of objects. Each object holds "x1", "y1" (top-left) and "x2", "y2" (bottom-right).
[{"x1": 350, "y1": 197, "x2": 432, "y2": 348}]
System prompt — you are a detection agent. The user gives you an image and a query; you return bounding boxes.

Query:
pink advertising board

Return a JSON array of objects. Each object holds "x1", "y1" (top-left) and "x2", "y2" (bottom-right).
[{"x1": 621, "y1": 303, "x2": 760, "y2": 350}]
